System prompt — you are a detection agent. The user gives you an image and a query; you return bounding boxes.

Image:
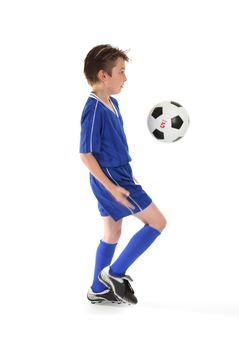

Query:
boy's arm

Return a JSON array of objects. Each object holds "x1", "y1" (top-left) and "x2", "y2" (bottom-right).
[{"x1": 80, "y1": 153, "x2": 135, "y2": 210}]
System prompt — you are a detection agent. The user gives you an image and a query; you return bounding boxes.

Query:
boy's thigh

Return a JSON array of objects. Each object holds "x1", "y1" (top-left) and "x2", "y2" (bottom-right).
[
  {"x1": 133, "y1": 202, "x2": 166, "y2": 232},
  {"x1": 102, "y1": 216, "x2": 123, "y2": 243}
]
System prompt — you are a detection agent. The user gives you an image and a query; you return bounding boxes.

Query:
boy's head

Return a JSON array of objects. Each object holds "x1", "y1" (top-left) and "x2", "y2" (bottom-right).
[{"x1": 84, "y1": 44, "x2": 130, "y2": 86}]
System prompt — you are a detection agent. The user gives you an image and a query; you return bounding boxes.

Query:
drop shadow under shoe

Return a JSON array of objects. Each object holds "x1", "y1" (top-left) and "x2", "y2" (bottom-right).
[
  {"x1": 87, "y1": 287, "x2": 122, "y2": 304},
  {"x1": 99, "y1": 267, "x2": 138, "y2": 305}
]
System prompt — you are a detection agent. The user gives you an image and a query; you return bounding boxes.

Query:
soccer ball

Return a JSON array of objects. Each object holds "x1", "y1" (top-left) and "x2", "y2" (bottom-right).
[{"x1": 147, "y1": 101, "x2": 190, "y2": 142}]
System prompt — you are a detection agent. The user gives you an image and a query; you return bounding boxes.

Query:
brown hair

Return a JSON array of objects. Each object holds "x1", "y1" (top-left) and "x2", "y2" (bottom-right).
[{"x1": 84, "y1": 44, "x2": 130, "y2": 85}]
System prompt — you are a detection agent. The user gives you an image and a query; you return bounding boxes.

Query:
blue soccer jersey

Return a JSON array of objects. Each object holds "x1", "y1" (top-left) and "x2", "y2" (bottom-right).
[{"x1": 80, "y1": 93, "x2": 132, "y2": 168}]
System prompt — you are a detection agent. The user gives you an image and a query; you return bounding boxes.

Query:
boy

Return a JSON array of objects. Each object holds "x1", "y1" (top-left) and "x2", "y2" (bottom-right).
[{"x1": 80, "y1": 44, "x2": 167, "y2": 304}]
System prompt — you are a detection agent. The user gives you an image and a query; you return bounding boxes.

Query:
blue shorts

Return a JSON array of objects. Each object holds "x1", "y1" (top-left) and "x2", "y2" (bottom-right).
[{"x1": 89, "y1": 163, "x2": 152, "y2": 221}]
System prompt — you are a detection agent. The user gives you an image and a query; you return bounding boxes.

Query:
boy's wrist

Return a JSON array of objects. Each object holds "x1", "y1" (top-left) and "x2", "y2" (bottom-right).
[{"x1": 106, "y1": 182, "x2": 116, "y2": 194}]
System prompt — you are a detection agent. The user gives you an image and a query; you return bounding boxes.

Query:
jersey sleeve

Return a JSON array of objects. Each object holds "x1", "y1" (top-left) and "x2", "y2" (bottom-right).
[{"x1": 79, "y1": 101, "x2": 103, "y2": 153}]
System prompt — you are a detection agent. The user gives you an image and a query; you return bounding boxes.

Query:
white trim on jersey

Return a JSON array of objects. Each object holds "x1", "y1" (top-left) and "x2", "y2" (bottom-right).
[
  {"x1": 89, "y1": 92, "x2": 119, "y2": 118},
  {"x1": 90, "y1": 100, "x2": 99, "y2": 152}
]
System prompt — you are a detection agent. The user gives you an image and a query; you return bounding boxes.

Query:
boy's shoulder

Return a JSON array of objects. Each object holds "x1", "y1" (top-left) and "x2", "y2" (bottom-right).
[
  {"x1": 81, "y1": 95, "x2": 120, "y2": 117},
  {"x1": 82, "y1": 96, "x2": 103, "y2": 114}
]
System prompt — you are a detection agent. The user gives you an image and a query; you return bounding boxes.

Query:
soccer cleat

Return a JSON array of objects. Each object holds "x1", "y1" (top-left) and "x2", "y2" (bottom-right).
[
  {"x1": 99, "y1": 267, "x2": 138, "y2": 304},
  {"x1": 87, "y1": 287, "x2": 121, "y2": 304},
  {"x1": 123, "y1": 276, "x2": 138, "y2": 304}
]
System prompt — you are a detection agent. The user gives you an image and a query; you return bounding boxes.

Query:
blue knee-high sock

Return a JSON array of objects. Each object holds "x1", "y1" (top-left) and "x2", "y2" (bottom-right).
[
  {"x1": 110, "y1": 224, "x2": 160, "y2": 277},
  {"x1": 91, "y1": 240, "x2": 117, "y2": 292}
]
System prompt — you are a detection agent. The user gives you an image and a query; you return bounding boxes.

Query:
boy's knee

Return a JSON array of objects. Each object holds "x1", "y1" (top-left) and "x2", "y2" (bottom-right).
[
  {"x1": 160, "y1": 216, "x2": 167, "y2": 231},
  {"x1": 116, "y1": 228, "x2": 122, "y2": 237},
  {"x1": 149, "y1": 215, "x2": 167, "y2": 233},
  {"x1": 103, "y1": 227, "x2": 122, "y2": 244}
]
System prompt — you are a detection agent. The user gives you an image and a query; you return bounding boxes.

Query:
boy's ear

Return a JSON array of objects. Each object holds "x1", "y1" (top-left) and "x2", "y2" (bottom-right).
[{"x1": 97, "y1": 69, "x2": 108, "y2": 82}]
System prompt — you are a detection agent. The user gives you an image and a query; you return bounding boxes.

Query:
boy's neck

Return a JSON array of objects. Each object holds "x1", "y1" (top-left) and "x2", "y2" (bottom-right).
[
  {"x1": 91, "y1": 87, "x2": 110, "y2": 105},
  {"x1": 91, "y1": 90, "x2": 115, "y2": 113}
]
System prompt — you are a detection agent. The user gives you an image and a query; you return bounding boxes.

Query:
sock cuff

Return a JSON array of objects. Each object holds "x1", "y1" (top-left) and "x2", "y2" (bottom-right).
[
  {"x1": 144, "y1": 224, "x2": 161, "y2": 236},
  {"x1": 99, "y1": 240, "x2": 118, "y2": 254},
  {"x1": 100, "y1": 239, "x2": 118, "y2": 247}
]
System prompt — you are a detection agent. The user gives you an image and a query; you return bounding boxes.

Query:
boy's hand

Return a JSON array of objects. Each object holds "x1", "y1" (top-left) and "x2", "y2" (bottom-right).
[{"x1": 110, "y1": 186, "x2": 135, "y2": 210}]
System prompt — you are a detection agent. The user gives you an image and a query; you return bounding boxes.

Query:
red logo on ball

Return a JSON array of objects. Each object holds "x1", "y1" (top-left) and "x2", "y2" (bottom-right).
[{"x1": 160, "y1": 120, "x2": 167, "y2": 128}]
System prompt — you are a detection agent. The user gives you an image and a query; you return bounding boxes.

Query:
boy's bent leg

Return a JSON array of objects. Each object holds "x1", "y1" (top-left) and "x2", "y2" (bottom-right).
[
  {"x1": 133, "y1": 202, "x2": 167, "y2": 232},
  {"x1": 109, "y1": 224, "x2": 161, "y2": 278},
  {"x1": 108, "y1": 203, "x2": 166, "y2": 278},
  {"x1": 91, "y1": 217, "x2": 122, "y2": 293}
]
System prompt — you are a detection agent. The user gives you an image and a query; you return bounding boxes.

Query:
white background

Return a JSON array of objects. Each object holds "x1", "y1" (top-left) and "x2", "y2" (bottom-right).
[{"x1": 1, "y1": 0, "x2": 239, "y2": 349}]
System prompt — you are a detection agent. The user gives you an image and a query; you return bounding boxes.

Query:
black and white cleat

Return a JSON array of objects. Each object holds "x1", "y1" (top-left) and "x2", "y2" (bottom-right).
[{"x1": 87, "y1": 288, "x2": 122, "y2": 304}]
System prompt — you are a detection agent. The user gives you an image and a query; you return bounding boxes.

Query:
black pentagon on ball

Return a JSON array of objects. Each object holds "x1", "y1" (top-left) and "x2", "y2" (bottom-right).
[
  {"x1": 153, "y1": 129, "x2": 164, "y2": 139},
  {"x1": 152, "y1": 107, "x2": 163, "y2": 119},
  {"x1": 171, "y1": 115, "x2": 184, "y2": 129},
  {"x1": 171, "y1": 101, "x2": 182, "y2": 107},
  {"x1": 173, "y1": 136, "x2": 182, "y2": 142}
]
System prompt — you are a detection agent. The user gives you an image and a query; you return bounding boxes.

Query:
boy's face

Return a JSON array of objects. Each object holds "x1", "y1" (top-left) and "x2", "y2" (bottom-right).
[{"x1": 104, "y1": 57, "x2": 127, "y2": 95}]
